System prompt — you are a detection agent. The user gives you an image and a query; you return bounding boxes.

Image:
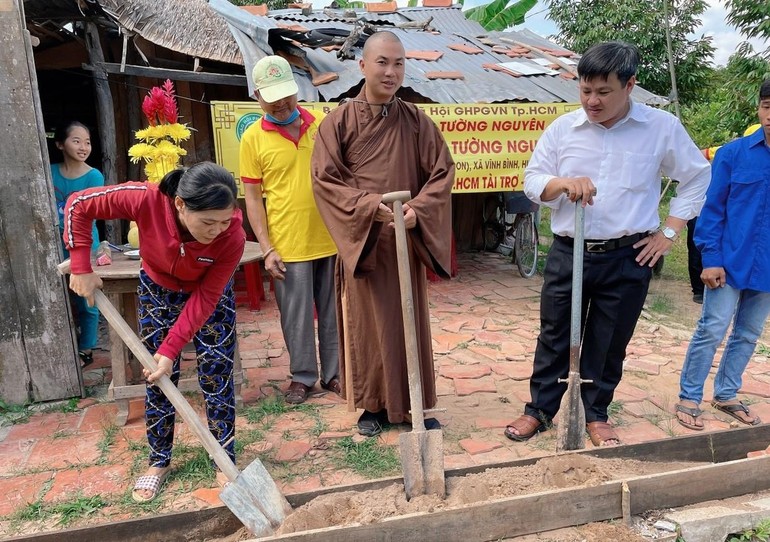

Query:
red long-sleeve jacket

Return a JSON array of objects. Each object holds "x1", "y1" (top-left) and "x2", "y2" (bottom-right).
[{"x1": 63, "y1": 182, "x2": 245, "y2": 359}]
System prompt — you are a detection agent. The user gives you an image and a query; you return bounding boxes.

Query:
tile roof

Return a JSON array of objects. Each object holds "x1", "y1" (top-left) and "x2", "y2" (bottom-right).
[{"x1": 209, "y1": 0, "x2": 665, "y2": 105}]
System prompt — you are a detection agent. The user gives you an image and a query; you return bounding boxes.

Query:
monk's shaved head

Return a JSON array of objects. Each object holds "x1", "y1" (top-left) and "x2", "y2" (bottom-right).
[
  {"x1": 362, "y1": 31, "x2": 404, "y2": 59},
  {"x1": 359, "y1": 30, "x2": 405, "y2": 103}
]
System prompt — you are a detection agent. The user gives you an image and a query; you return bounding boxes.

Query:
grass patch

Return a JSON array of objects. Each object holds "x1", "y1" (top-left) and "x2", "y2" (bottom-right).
[
  {"x1": 647, "y1": 293, "x2": 675, "y2": 315},
  {"x1": 97, "y1": 423, "x2": 118, "y2": 460},
  {"x1": 726, "y1": 517, "x2": 770, "y2": 541},
  {"x1": 11, "y1": 494, "x2": 107, "y2": 527},
  {"x1": 172, "y1": 442, "x2": 215, "y2": 486},
  {"x1": 0, "y1": 400, "x2": 32, "y2": 427},
  {"x1": 756, "y1": 344, "x2": 770, "y2": 356},
  {"x1": 333, "y1": 436, "x2": 400, "y2": 478}
]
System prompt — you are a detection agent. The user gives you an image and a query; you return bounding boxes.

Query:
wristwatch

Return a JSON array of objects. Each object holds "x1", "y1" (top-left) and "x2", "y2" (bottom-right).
[{"x1": 660, "y1": 226, "x2": 679, "y2": 242}]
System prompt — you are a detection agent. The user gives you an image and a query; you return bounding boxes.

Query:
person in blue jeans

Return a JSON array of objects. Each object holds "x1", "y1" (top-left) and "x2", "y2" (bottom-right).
[
  {"x1": 52, "y1": 120, "x2": 104, "y2": 368},
  {"x1": 675, "y1": 79, "x2": 770, "y2": 430}
]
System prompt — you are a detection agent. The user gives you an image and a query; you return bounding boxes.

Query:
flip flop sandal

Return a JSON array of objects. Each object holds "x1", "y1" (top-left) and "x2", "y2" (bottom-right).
[
  {"x1": 78, "y1": 350, "x2": 94, "y2": 368},
  {"x1": 675, "y1": 403, "x2": 704, "y2": 431},
  {"x1": 711, "y1": 401, "x2": 761, "y2": 426},
  {"x1": 586, "y1": 421, "x2": 621, "y2": 447},
  {"x1": 504, "y1": 414, "x2": 545, "y2": 441},
  {"x1": 131, "y1": 469, "x2": 170, "y2": 503}
]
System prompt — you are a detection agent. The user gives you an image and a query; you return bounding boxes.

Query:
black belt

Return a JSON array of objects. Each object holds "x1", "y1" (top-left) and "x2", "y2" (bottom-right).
[{"x1": 555, "y1": 232, "x2": 650, "y2": 253}]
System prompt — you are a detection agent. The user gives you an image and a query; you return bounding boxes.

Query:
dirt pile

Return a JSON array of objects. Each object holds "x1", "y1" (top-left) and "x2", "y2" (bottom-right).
[{"x1": 268, "y1": 455, "x2": 699, "y2": 536}]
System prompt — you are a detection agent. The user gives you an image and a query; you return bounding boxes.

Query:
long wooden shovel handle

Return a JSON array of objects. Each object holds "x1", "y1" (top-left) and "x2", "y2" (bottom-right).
[
  {"x1": 383, "y1": 190, "x2": 426, "y2": 431},
  {"x1": 57, "y1": 260, "x2": 241, "y2": 483}
]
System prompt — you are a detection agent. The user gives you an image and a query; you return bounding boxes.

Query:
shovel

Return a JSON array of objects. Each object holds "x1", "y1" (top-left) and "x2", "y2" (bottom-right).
[
  {"x1": 58, "y1": 260, "x2": 292, "y2": 536},
  {"x1": 555, "y1": 201, "x2": 592, "y2": 452},
  {"x1": 382, "y1": 190, "x2": 446, "y2": 500}
]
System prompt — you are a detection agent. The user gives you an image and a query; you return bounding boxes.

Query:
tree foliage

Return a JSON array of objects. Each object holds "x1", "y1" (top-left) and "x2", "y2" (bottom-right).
[
  {"x1": 726, "y1": 0, "x2": 770, "y2": 55},
  {"x1": 545, "y1": 0, "x2": 714, "y2": 105},
  {"x1": 682, "y1": 0, "x2": 770, "y2": 148},
  {"x1": 464, "y1": 0, "x2": 538, "y2": 32}
]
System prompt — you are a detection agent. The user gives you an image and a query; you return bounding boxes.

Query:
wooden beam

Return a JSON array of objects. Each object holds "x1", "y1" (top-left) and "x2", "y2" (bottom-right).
[
  {"x1": 0, "y1": 0, "x2": 81, "y2": 403},
  {"x1": 83, "y1": 62, "x2": 248, "y2": 86},
  {"x1": 11, "y1": 426, "x2": 770, "y2": 542},
  {"x1": 84, "y1": 22, "x2": 120, "y2": 244}
]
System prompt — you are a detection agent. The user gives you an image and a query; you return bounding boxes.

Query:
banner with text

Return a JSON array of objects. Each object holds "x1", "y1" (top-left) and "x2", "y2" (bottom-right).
[{"x1": 211, "y1": 101, "x2": 580, "y2": 195}]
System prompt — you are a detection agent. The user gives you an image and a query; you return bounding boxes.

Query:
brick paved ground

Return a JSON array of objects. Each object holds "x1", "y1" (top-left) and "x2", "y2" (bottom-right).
[{"x1": 1, "y1": 250, "x2": 770, "y2": 537}]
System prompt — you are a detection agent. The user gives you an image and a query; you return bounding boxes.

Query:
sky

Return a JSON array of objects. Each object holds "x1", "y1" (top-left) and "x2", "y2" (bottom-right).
[{"x1": 481, "y1": 0, "x2": 768, "y2": 67}]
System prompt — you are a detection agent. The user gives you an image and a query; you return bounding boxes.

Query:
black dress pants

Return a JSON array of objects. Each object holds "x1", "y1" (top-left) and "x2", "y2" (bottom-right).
[
  {"x1": 524, "y1": 237, "x2": 653, "y2": 424},
  {"x1": 687, "y1": 217, "x2": 704, "y2": 297}
]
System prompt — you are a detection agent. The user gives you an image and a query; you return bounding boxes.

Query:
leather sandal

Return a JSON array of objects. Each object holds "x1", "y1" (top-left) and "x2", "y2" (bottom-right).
[
  {"x1": 321, "y1": 377, "x2": 341, "y2": 395},
  {"x1": 504, "y1": 414, "x2": 545, "y2": 441},
  {"x1": 285, "y1": 381, "x2": 311, "y2": 404},
  {"x1": 586, "y1": 421, "x2": 620, "y2": 446}
]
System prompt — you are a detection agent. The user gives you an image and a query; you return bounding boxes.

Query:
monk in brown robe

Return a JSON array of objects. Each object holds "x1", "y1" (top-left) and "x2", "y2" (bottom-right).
[{"x1": 311, "y1": 31, "x2": 454, "y2": 436}]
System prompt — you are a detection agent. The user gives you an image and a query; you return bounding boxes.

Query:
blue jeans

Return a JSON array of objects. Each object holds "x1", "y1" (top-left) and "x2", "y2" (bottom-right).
[{"x1": 679, "y1": 283, "x2": 770, "y2": 404}]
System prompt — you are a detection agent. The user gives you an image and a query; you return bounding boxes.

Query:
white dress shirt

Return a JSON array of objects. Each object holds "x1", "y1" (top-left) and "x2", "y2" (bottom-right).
[{"x1": 524, "y1": 101, "x2": 711, "y2": 239}]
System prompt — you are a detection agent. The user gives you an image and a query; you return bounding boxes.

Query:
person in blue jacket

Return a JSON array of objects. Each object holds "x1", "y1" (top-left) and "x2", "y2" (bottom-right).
[{"x1": 676, "y1": 80, "x2": 770, "y2": 430}]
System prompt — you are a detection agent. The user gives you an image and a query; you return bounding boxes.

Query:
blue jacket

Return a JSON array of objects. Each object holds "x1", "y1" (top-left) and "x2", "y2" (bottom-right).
[{"x1": 695, "y1": 128, "x2": 770, "y2": 292}]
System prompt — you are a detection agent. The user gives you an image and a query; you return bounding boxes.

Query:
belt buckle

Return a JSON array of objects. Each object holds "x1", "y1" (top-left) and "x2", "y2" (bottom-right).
[{"x1": 585, "y1": 241, "x2": 606, "y2": 253}]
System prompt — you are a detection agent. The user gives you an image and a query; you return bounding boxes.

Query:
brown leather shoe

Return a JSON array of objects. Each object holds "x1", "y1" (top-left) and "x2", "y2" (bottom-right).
[
  {"x1": 321, "y1": 377, "x2": 341, "y2": 395},
  {"x1": 285, "y1": 381, "x2": 311, "y2": 404}
]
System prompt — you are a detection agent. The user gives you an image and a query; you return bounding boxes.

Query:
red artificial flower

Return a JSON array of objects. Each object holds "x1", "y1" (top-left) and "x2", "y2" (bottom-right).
[{"x1": 140, "y1": 80, "x2": 180, "y2": 126}]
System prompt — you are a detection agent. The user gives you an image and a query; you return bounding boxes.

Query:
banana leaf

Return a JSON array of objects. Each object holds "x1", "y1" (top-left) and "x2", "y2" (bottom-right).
[{"x1": 464, "y1": 0, "x2": 537, "y2": 32}]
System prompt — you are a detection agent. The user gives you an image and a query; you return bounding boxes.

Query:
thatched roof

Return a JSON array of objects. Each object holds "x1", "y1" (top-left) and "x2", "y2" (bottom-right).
[{"x1": 98, "y1": 0, "x2": 242, "y2": 65}]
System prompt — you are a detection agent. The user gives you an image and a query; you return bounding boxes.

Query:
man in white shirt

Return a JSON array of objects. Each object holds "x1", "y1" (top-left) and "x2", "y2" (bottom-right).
[{"x1": 505, "y1": 41, "x2": 710, "y2": 446}]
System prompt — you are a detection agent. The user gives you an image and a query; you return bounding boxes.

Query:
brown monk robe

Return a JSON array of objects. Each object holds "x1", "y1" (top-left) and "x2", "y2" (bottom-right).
[{"x1": 311, "y1": 32, "x2": 454, "y2": 433}]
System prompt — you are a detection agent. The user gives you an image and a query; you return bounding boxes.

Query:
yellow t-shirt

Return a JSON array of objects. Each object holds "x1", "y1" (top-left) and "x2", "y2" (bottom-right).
[
  {"x1": 239, "y1": 108, "x2": 336, "y2": 262},
  {"x1": 704, "y1": 124, "x2": 761, "y2": 161}
]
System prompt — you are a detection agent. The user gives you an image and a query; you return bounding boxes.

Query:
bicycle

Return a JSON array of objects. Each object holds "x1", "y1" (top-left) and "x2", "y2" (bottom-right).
[{"x1": 482, "y1": 192, "x2": 539, "y2": 278}]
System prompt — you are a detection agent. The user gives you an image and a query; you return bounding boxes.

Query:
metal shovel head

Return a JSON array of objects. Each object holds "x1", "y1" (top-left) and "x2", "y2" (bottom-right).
[
  {"x1": 219, "y1": 460, "x2": 293, "y2": 536},
  {"x1": 399, "y1": 429, "x2": 446, "y2": 500},
  {"x1": 556, "y1": 373, "x2": 587, "y2": 452}
]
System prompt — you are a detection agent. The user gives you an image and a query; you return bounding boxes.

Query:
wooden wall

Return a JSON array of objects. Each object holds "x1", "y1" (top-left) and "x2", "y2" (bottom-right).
[{"x1": 0, "y1": 0, "x2": 81, "y2": 404}]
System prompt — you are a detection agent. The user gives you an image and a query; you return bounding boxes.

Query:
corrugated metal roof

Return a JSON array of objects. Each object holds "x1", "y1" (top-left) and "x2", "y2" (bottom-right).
[{"x1": 209, "y1": 0, "x2": 664, "y2": 105}]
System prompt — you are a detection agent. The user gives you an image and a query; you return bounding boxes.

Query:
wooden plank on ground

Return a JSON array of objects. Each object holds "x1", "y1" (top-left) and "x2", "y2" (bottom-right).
[
  {"x1": 9, "y1": 427, "x2": 770, "y2": 542},
  {"x1": 628, "y1": 454, "x2": 770, "y2": 513}
]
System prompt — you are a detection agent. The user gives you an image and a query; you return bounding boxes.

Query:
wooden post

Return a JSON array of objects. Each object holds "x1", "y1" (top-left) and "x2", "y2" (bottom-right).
[
  {"x1": 0, "y1": 0, "x2": 81, "y2": 403},
  {"x1": 84, "y1": 22, "x2": 121, "y2": 243}
]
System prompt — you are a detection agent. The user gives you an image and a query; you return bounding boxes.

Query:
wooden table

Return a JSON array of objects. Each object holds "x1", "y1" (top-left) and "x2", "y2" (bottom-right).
[{"x1": 92, "y1": 241, "x2": 263, "y2": 425}]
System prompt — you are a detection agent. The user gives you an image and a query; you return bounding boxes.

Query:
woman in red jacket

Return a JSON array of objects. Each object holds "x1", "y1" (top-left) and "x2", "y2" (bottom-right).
[{"x1": 63, "y1": 162, "x2": 246, "y2": 502}]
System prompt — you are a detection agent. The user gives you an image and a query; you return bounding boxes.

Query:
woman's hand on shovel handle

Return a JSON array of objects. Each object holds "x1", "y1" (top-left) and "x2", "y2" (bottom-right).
[
  {"x1": 145, "y1": 354, "x2": 173, "y2": 383},
  {"x1": 69, "y1": 272, "x2": 103, "y2": 307}
]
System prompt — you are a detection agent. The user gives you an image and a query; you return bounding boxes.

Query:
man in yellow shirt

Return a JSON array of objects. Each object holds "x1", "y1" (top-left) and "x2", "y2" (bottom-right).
[{"x1": 240, "y1": 56, "x2": 339, "y2": 404}]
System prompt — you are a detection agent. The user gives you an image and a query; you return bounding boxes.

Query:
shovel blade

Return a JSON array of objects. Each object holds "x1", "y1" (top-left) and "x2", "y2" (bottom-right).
[
  {"x1": 220, "y1": 460, "x2": 293, "y2": 536},
  {"x1": 556, "y1": 378, "x2": 586, "y2": 452},
  {"x1": 399, "y1": 429, "x2": 446, "y2": 500}
]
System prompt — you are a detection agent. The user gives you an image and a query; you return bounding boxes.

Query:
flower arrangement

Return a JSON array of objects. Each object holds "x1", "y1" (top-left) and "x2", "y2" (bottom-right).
[{"x1": 128, "y1": 79, "x2": 191, "y2": 183}]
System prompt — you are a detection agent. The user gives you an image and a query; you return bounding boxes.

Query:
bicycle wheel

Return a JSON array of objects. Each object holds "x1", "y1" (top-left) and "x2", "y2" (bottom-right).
[{"x1": 514, "y1": 213, "x2": 538, "y2": 278}]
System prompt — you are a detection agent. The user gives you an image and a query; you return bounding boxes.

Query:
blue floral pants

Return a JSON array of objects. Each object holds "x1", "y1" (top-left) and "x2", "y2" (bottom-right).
[{"x1": 137, "y1": 270, "x2": 236, "y2": 468}]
